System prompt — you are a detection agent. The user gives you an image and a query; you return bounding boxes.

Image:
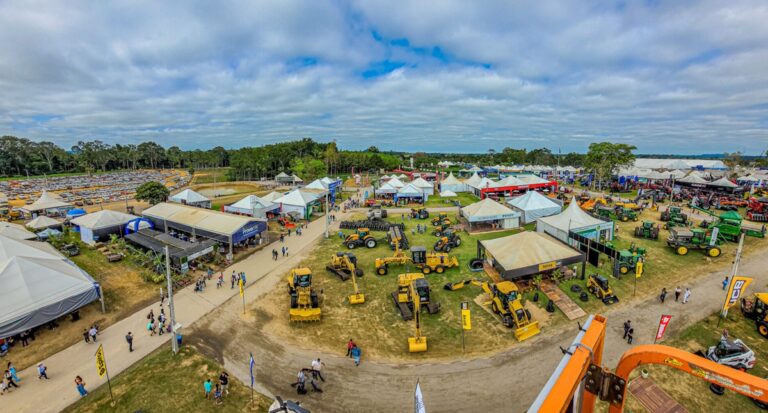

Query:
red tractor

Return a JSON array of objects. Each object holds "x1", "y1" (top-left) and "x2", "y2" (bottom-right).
[{"x1": 747, "y1": 197, "x2": 768, "y2": 222}]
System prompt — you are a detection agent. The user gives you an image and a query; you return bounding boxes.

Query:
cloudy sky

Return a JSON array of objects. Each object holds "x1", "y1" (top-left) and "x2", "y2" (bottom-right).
[{"x1": 1, "y1": 1, "x2": 767, "y2": 154}]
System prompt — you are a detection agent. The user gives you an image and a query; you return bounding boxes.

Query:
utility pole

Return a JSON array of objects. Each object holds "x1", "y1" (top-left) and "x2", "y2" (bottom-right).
[
  {"x1": 164, "y1": 246, "x2": 179, "y2": 354},
  {"x1": 325, "y1": 190, "x2": 329, "y2": 238},
  {"x1": 719, "y1": 233, "x2": 744, "y2": 325}
]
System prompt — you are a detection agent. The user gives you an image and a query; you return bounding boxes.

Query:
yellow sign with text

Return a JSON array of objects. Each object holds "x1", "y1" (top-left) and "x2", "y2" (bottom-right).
[
  {"x1": 95, "y1": 344, "x2": 107, "y2": 377},
  {"x1": 635, "y1": 261, "x2": 644, "y2": 278},
  {"x1": 538, "y1": 261, "x2": 557, "y2": 272},
  {"x1": 239, "y1": 278, "x2": 244, "y2": 297},
  {"x1": 462, "y1": 308, "x2": 472, "y2": 330}
]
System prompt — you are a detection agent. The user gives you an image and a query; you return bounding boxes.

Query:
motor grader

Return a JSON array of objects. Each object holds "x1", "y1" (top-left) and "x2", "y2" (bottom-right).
[
  {"x1": 375, "y1": 244, "x2": 459, "y2": 275},
  {"x1": 343, "y1": 228, "x2": 378, "y2": 249},
  {"x1": 392, "y1": 273, "x2": 440, "y2": 321},
  {"x1": 326, "y1": 252, "x2": 364, "y2": 281},
  {"x1": 443, "y1": 279, "x2": 541, "y2": 341},
  {"x1": 287, "y1": 268, "x2": 322, "y2": 321}
]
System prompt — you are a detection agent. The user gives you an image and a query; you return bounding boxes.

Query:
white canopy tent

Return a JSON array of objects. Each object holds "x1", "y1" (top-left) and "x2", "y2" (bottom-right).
[
  {"x1": 0, "y1": 234, "x2": 100, "y2": 337},
  {"x1": 461, "y1": 198, "x2": 520, "y2": 230},
  {"x1": 72, "y1": 210, "x2": 142, "y2": 245},
  {"x1": 677, "y1": 173, "x2": 709, "y2": 186},
  {"x1": 537, "y1": 199, "x2": 614, "y2": 245},
  {"x1": 708, "y1": 177, "x2": 739, "y2": 189},
  {"x1": 273, "y1": 189, "x2": 321, "y2": 219},
  {"x1": 439, "y1": 173, "x2": 467, "y2": 193},
  {"x1": 440, "y1": 190, "x2": 457, "y2": 197},
  {"x1": 410, "y1": 177, "x2": 434, "y2": 195},
  {"x1": 507, "y1": 191, "x2": 563, "y2": 224},
  {"x1": 396, "y1": 183, "x2": 428, "y2": 201},
  {"x1": 169, "y1": 189, "x2": 211, "y2": 208},
  {"x1": 224, "y1": 195, "x2": 279, "y2": 218},
  {"x1": 375, "y1": 181, "x2": 398, "y2": 195},
  {"x1": 387, "y1": 177, "x2": 406, "y2": 189},
  {"x1": 0, "y1": 222, "x2": 37, "y2": 241},
  {"x1": 25, "y1": 216, "x2": 63, "y2": 231},
  {"x1": 463, "y1": 172, "x2": 482, "y2": 188},
  {"x1": 20, "y1": 191, "x2": 72, "y2": 215},
  {"x1": 261, "y1": 191, "x2": 285, "y2": 203}
]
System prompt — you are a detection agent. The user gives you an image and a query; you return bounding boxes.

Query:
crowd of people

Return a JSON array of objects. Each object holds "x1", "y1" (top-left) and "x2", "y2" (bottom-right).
[{"x1": 202, "y1": 371, "x2": 230, "y2": 405}]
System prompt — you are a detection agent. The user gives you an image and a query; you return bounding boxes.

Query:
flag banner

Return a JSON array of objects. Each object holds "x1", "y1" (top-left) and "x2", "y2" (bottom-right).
[
  {"x1": 249, "y1": 352, "x2": 255, "y2": 387},
  {"x1": 724, "y1": 276, "x2": 753, "y2": 311},
  {"x1": 414, "y1": 381, "x2": 426, "y2": 413},
  {"x1": 655, "y1": 315, "x2": 672, "y2": 341},
  {"x1": 95, "y1": 344, "x2": 107, "y2": 377}
]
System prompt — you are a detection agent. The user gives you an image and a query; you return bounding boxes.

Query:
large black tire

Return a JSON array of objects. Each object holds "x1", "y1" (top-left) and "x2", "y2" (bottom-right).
[
  {"x1": 525, "y1": 309, "x2": 532, "y2": 320},
  {"x1": 347, "y1": 242, "x2": 356, "y2": 249},
  {"x1": 570, "y1": 285, "x2": 583, "y2": 293},
  {"x1": 444, "y1": 245, "x2": 451, "y2": 252},
  {"x1": 377, "y1": 266, "x2": 388, "y2": 275},
  {"x1": 455, "y1": 237, "x2": 462, "y2": 246},
  {"x1": 469, "y1": 258, "x2": 484, "y2": 271},
  {"x1": 422, "y1": 266, "x2": 431, "y2": 274},
  {"x1": 366, "y1": 239, "x2": 377, "y2": 248},
  {"x1": 311, "y1": 294, "x2": 319, "y2": 308},
  {"x1": 355, "y1": 269, "x2": 364, "y2": 277},
  {"x1": 290, "y1": 295, "x2": 298, "y2": 308},
  {"x1": 435, "y1": 266, "x2": 445, "y2": 274},
  {"x1": 579, "y1": 292, "x2": 589, "y2": 302}
]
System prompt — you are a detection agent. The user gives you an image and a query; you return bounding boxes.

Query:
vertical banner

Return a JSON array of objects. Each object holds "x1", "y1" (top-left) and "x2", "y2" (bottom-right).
[
  {"x1": 635, "y1": 259, "x2": 644, "y2": 279},
  {"x1": 710, "y1": 227, "x2": 720, "y2": 246},
  {"x1": 655, "y1": 315, "x2": 673, "y2": 343},
  {"x1": 723, "y1": 276, "x2": 753, "y2": 311},
  {"x1": 414, "y1": 380, "x2": 427, "y2": 413},
  {"x1": 95, "y1": 344, "x2": 107, "y2": 377},
  {"x1": 461, "y1": 302, "x2": 472, "y2": 330}
]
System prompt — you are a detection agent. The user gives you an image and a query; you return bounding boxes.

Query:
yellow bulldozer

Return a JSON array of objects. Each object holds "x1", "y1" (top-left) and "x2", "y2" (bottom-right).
[
  {"x1": 444, "y1": 279, "x2": 541, "y2": 341},
  {"x1": 344, "y1": 228, "x2": 378, "y2": 249},
  {"x1": 287, "y1": 268, "x2": 322, "y2": 322},
  {"x1": 325, "y1": 253, "x2": 365, "y2": 304},
  {"x1": 375, "y1": 244, "x2": 459, "y2": 275},
  {"x1": 392, "y1": 273, "x2": 440, "y2": 321}
]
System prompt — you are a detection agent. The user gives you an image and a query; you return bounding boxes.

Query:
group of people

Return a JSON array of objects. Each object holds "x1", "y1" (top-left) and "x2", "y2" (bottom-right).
[
  {"x1": 291, "y1": 358, "x2": 326, "y2": 395},
  {"x1": 346, "y1": 339, "x2": 362, "y2": 366},
  {"x1": 411, "y1": 223, "x2": 428, "y2": 235},
  {"x1": 1, "y1": 361, "x2": 49, "y2": 395},
  {"x1": 272, "y1": 246, "x2": 289, "y2": 260},
  {"x1": 81, "y1": 324, "x2": 100, "y2": 344},
  {"x1": 658, "y1": 286, "x2": 692, "y2": 304},
  {"x1": 230, "y1": 271, "x2": 247, "y2": 289},
  {"x1": 145, "y1": 308, "x2": 168, "y2": 337},
  {"x1": 203, "y1": 371, "x2": 229, "y2": 405}
]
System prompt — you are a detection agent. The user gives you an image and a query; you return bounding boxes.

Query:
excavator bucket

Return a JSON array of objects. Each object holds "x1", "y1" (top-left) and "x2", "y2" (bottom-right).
[
  {"x1": 348, "y1": 292, "x2": 365, "y2": 305},
  {"x1": 289, "y1": 308, "x2": 322, "y2": 322},
  {"x1": 408, "y1": 336, "x2": 428, "y2": 353},
  {"x1": 514, "y1": 321, "x2": 541, "y2": 341},
  {"x1": 449, "y1": 257, "x2": 459, "y2": 267}
]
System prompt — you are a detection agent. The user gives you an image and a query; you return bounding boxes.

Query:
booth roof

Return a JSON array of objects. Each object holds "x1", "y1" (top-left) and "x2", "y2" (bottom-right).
[
  {"x1": 169, "y1": 189, "x2": 210, "y2": 203},
  {"x1": 143, "y1": 202, "x2": 264, "y2": 236},
  {"x1": 507, "y1": 190, "x2": 560, "y2": 210},
  {"x1": 480, "y1": 231, "x2": 582, "y2": 272},
  {"x1": 0, "y1": 222, "x2": 37, "y2": 241},
  {"x1": 441, "y1": 173, "x2": 462, "y2": 185},
  {"x1": 537, "y1": 198, "x2": 606, "y2": 230},
  {"x1": 71, "y1": 210, "x2": 139, "y2": 230},
  {"x1": 461, "y1": 198, "x2": 519, "y2": 220}
]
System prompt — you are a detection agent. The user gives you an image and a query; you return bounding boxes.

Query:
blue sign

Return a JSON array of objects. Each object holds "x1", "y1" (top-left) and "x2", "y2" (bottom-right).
[{"x1": 233, "y1": 220, "x2": 267, "y2": 243}]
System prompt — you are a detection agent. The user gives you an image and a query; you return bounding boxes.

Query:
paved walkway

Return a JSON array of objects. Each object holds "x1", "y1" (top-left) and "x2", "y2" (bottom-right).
[{"x1": 3, "y1": 213, "x2": 340, "y2": 413}]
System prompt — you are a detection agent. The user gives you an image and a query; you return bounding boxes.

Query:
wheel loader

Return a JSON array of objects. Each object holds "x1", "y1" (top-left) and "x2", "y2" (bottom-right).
[
  {"x1": 410, "y1": 207, "x2": 429, "y2": 220},
  {"x1": 634, "y1": 221, "x2": 659, "y2": 239},
  {"x1": 741, "y1": 293, "x2": 768, "y2": 338},
  {"x1": 344, "y1": 228, "x2": 378, "y2": 249},
  {"x1": 431, "y1": 212, "x2": 451, "y2": 227},
  {"x1": 443, "y1": 279, "x2": 541, "y2": 341},
  {"x1": 434, "y1": 231, "x2": 461, "y2": 252},
  {"x1": 326, "y1": 252, "x2": 364, "y2": 281},
  {"x1": 392, "y1": 273, "x2": 440, "y2": 321},
  {"x1": 287, "y1": 268, "x2": 322, "y2": 321},
  {"x1": 586, "y1": 274, "x2": 619, "y2": 305}
]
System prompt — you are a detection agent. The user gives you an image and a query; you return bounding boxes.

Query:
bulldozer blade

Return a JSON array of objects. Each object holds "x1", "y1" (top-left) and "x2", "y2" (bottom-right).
[
  {"x1": 289, "y1": 308, "x2": 322, "y2": 322},
  {"x1": 348, "y1": 293, "x2": 365, "y2": 305},
  {"x1": 408, "y1": 336, "x2": 428, "y2": 353},
  {"x1": 602, "y1": 296, "x2": 619, "y2": 305},
  {"x1": 514, "y1": 321, "x2": 541, "y2": 342}
]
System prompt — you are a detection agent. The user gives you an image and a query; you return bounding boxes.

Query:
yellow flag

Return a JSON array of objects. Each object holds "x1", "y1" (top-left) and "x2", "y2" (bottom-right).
[
  {"x1": 239, "y1": 278, "x2": 244, "y2": 297},
  {"x1": 635, "y1": 260, "x2": 644, "y2": 279},
  {"x1": 95, "y1": 344, "x2": 107, "y2": 377},
  {"x1": 724, "y1": 276, "x2": 753, "y2": 311}
]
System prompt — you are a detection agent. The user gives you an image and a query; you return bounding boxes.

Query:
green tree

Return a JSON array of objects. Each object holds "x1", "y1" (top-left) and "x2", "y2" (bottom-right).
[
  {"x1": 291, "y1": 157, "x2": 327, "y2": 181},
  {"x1": 367, "y1": 146, "x2": 379, "y2": 153},
  {"x1": 584, "y1": 142, "x2": 636, "y2": 189},
  {"x1": 135, "y1": 181, "x2": 170, "y2": 205},
  {"x1": 723, "y1": 152, "x2": 743, "y2": 171}
]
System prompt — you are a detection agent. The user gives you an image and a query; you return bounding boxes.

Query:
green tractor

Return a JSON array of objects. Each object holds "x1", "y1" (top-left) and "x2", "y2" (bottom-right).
[
  {"x1": 616, "y1": 244, "x2": 647, "y2": 275},
  {"x1": 634, "y1": 221, "x2": 659, "y2": 240},
  {"x1": 595, "y1": 205, "x2": 638, "y2": 222},
  {"x1": 660, "y1": 206, "x2": 689, "y2": 229},
  {"x1": 694, "y1": 207, "x2": 766, "y2": 241},
  {"x1": 666, "y1": 227, "x2": 721, "y2": 257}
]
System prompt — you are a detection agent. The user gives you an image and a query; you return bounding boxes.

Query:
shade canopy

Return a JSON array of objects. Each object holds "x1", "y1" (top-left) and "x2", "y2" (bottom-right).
[
  {"x1": 169, "y1": 189, "x2": 210, "y2": 205},
  {"x1": 0, "y1": 222, "x2": 37, "y2": 240},
  {"x1": 507, "y1": 191, "x2": 562, "y2": 224},
  {"x1": 71, "y1": 210, "x2": 139, "y2": 230},
  {"x1": 479, "y1": 231, "x2": 583, "y2": 280},
  {"x1": 26, "y1": 215, "x2": 63, "y2": 230},
  {"x1": 21, "y1": 191, "x2": 72, "y2": 213},
  {"x1": 461, "y1": 198, "x2": 519, "y2": 222}
]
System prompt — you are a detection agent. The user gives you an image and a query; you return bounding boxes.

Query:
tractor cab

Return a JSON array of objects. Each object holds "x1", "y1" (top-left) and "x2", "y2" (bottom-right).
[
  {"x1": 495, "y1": 281, "x2": 520, "y2": 305},
  {"x1": 594, "y1": 275, "x2": 609, "y2": 292},
  {"x1": 741, "y1": 293, "x2": 768, "y2": 338},
  {"x1": 413, "y1": 277, "x2": 432, "y2": 305},
  {"x1": 288, "y1": 267, "x2": 313, "y2": 290},
  {"x1": 411, "y1": 246, "x2": 427, "y2": 264}
]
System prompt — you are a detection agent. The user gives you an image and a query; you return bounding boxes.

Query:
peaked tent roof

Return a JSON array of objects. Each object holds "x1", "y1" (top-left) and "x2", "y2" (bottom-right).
[
  {"x1": 516, "y1": 174, "x2": 550, "y2": 185},
  {"x1": 261, "y1": 191, "x2": 285, "y2": 203},
  {"x1": 461, "y1": 198, "x2": 519, "y2": 221},
  {"x1": 463, "y1": 172, "x2": 482, "y2": 187},
  {"x1": 440, "y1": 190, "x2": 457, "y2": 197},
  {"x1": 537, "y1": 198, "x2": 606, "y2": 230},
  {"x1": 274, "y1": 189, "x2": 318, "y2": 207},
  {"x1": 71, "y1": 210, "x2": 139, "y2": 230},
  {"x1": 496, "y1": 175, "x2": 527, "y2": 187},
  {"x1": 169, "y1": 189, "x2": 210, "y2": 204},
  {"x1": 397, "y1": 183, "x2": 424, "y2": 196},
  {"x1": 25, "y1": 216, "x2": 62, "y2": 230},
  {"x1": 441, "y1": 173, "x2": 461, "y2": 185},
  {"x1": 507, "y1": 190, "x2": 561, "y2": 210},
  {"x1": 677, "y1": 173, "x2": 709, "y2": 185},
  {"x1": 305, "y1": 179, "x2": 327, "y2": 190},
  {"x1": 708, "y1": 177, "x2": 739, "y2": 188},
  {"x1": 387, "y1": 177, "x2": 406, "y2": 188},
  {"x1": 669, "y1": 169, "x2": 687, "y2": 178},
  {"x1": 23, "y1": 190, "x2": 72, "y2": 212},
  {"x1": 410, "y1": 177, "x2": 433, "y2": 188},
  {"x1": 275, "y1": 172, "x2": 290, "y2": 179},
  {"x1": 0, "y1": 222, "x2": 37, "y2": 241},
  {"x1": 143, "y1": 203, "x2": 264, "y2": 236},
  {"x1": 480, "y1": 231, "x2": 582, "y2": 272},
  {"x1": 291, "y1": 174, "x2": 304, "y2": 182},
  {"x1": 229, "y1": 195, "x2": 276, "y2": 211}
]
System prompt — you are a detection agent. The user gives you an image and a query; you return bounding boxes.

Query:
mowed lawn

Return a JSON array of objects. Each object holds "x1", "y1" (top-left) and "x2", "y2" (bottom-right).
[{"x1": 64, "y1": 346, "x2": 272, "y2": 413}]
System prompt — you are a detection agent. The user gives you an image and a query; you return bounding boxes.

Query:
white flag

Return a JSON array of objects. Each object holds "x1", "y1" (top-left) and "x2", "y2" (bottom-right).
[{"x1": 414, "y1": 381, "x2": 427, "y2": 413}]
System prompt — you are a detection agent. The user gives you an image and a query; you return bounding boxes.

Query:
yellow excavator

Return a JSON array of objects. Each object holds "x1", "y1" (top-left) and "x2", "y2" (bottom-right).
[
  {"x1": 287, "y1": 268, "x2": 322, "y2": 322},
  {"x1": 392, "y1": 273, "x2": 440, "y2": 321},
  {"x1": 444, "y1": 279, "x2": 541, "y2": 341},
  {"x1": 579, "y1": 197, "x2": 608, "y2": 212},
  {"x1": 375, "y1": 245, "x2": 459, "y2": 275},
  {"x1": 408, "y1": 280, "x2": 428, "y2": 353},
  {"x1": 325, "y1": 253, "x2": 365, "y2": 304}
]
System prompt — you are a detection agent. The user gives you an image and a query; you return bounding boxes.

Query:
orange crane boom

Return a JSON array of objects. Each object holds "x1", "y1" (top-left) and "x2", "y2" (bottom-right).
[{"x1": 529, "y1": 314, "x2": 768, "y2": 413}]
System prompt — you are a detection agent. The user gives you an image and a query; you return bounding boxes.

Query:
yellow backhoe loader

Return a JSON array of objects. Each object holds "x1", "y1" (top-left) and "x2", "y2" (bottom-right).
[
  {"x1": 326, "y1": 252, "x2": 364, "y2": 281},
  {"x1": 444, "y1": 279, "x2": 541, "y2": 341},
  {"x1": 287, "y1": 268, "x2": 322, "y2": 322}
]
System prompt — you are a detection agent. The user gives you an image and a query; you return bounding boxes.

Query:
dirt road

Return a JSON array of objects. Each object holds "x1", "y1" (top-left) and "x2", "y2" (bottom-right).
[{"x1": 189, "y1": 221, "x2": 768, "y2": 412}]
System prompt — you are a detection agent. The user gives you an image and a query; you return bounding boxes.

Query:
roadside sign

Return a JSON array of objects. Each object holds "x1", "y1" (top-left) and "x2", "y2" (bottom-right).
[
  {"x1": 723, "y1": 276, "x2": 753, "y2": 311},
  {"x1": 461, "y1": 302, "x2": 472, "y2": 330},
  {"x1": 95, "y1": 344, "x2": 107, "y2": 377}
]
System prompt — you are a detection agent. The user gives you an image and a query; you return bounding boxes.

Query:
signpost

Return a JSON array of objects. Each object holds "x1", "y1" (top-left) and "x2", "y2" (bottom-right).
[
  {"x1": 461, "y1": 302, "x2": 471, "y2": 352},
  {"x1": 94, "y1": 344, "x2": 115, "y2": 405}
]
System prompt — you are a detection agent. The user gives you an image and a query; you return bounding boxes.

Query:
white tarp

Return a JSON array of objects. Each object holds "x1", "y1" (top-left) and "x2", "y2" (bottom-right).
[
  {"x1": 0, "y1": 234, "x2": 99, "y2": 337},
  {"x1": 507, "y1": 191, "x2": 562, "y2": 224},
  {"x1": 440, "y1": 190, "x2": 457, "y2": 197}
]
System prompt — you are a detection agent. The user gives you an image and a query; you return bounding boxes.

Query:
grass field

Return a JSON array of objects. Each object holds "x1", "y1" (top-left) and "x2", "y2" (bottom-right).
[
  {"x1": 192, "y1": 167, "x2": 232, "y2": 185},
  {"x1": 616, "y1": 310, "x2": 768, "y2": 412},
  {"x1": 64, "y1": 346, "x2": 272, "y2": 413},
  {"x1": 261, "y1": 212, "x2": 568, "y2": 361}
]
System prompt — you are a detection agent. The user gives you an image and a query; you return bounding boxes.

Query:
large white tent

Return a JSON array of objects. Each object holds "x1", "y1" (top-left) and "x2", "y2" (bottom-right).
[
  {"x1": 72, "y1": 210, "x2": 142, "y2": 245},
  {"x1": 708, "y1": 177, "x2": 739, "y2": 189},
  {"x1": 0, "y1": 234, "x2": 100, "y2": 337},
  {"x1": 273, "y1": 189, "x2": 321, "y2": 219},
  {"x1": 396, "y1": 183, "x2": 428, "y2": 201},
  {"x1": 25, "y1": 216, "x2": 63, "y2": 231},
  {"x1": 439, "y1": 173, "x2": 467, "y2": 193},
  {"x1": 169, "y1": 189, "x2": 212, "y2": 208},
  {"x1": 261, "y1": 191, "x2": 285, "y2": 203},
  {"x1": 463, "y1": 172, "x2": 482, "y2": 188},
  {"x1": 0, "y1": 222, "x2": 37, "y2": 241},
  {"x1": 537, "y1": 199, "x2": 614, "y2": 244},
  {"x1": 507, "y1": 191, "x2": 563, "y2": 224},
  {"x1": 20, "y1": 191, "x2": 72, "y2": 215},
  {"x1": 375, "y1": 181, "x2": 398, "y2": 195},
  {"x1": 461, "y1": 198, "x2": 520, "y2": 230},
  {"x1": 224, "y1": 195, "x2": 279, "y2": 218},
  {"x1": 410, "y1": 177, "x2": 434, "y2": 195},
  {"x1": 677, "y1": 173, "x2": 709, "y2": 186},
  {"x1": 387, "y1": 176, "x2": 406, "y2": 189}
]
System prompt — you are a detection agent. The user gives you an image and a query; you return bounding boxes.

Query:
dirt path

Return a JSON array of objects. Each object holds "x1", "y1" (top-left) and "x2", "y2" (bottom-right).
[{"x1": 190, "y1": 235, "x2": 768, "y2": 412}]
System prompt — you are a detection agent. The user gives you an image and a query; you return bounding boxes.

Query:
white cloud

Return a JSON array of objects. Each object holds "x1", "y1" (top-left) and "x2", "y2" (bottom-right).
[{"x1": 0, "y1": 0, "x2": 766, "y2": 154}]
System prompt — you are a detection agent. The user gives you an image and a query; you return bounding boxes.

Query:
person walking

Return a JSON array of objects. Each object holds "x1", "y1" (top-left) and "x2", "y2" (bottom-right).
[
  {"x1": 203, "y1": 378, "x2": 213, "y2": 399},
  {"x1": 351, "y1": 345, "x2": 362, "y2": 366},
  {"x1": 74, "y1": 376, "x2": 87, "y2": 397},
  {"x1": 659, "y1": 288, "x2": 667, "y2": 303},
  {"x1": 240, "y1": 272, "x2": 246, "y2": 285},
  {"x1": 722, "y1": 276, "x2": 729, "y2": 290},
  {"x1": 157, "y1": 318, "x2": 165, "y2": 336},
  {"x1": 88, "y1": 326, "x2": 98, "y2": 343},
  {"x1": 231, "y1": 272, "x2": 237, "y2": 289},
  {"x1": 7, "y1": 362, "x2": 20, "y2": 383},
  {"x1": 622, "y1": 320, "x2": 631, "y2": 340},
  {"x1": 147, "y1": 319, "x2": 155, "y2": 336},
  {"x1": 627, "y1": 327, "x2": 634, "y2": 344},
  {"x1": 291, "y1": 369, "x2": 307, "y2": 395},
  {"x1": 346, "y1": 338, "x2": 356, "y2": 357},
  {"x1": 674, "y1": 286, "x2": 682, "y2": 302},
  {"x1": 282, "y1": 246, "x2": 286, "y2": 257},
  {"x1": 125, "y1": 332, "x2": 134, "y2": 352},
  {"x1": 218, "y1": 372, "x2": 229, "y2": 396},
  {"x1": 82, "y1": 328, "x2": 90, "y2": 343},
  {"x1": 311, "y1": 358, "x2": 325, "y2": 382},
  {"x1": 683, "y1": 288, "x2": 691, "y2": 304},
  {"x1": 214, "y1": 383, "x2": 223, "y2": 404},
  {"x1": 285, "y1": 246, "x2": 289, "y2": 256},
  {"x1": 37, "y1": 363, "x2": 49, "y2": 380},
  {"x1": 4, "y1": 369, "x2": 19, "y2": 389}
]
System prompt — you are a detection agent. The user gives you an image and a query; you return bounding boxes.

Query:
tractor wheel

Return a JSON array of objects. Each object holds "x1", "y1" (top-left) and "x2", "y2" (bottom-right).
[
  {"x1": 620, "y1": 266, "x2": 629, "y2": 274},
  {"x1": 634, "y1": 227, "x2": 641, "y2": 237},
  {"x1": 758, "y1": 323, "x2": 768, "y2": 338},
  {"x1": 435, "y1": 266, "x2": 445, "y2": 274},
  {"x1": 525, "y1": 309, "x2": 532, "y2": 321},
  {"x1": 444, "y1": 245, "x2": 451, "y2": 252},
  {"x1": 355, "y1": 269, "x2": 364, "y2": 277},
  {"x1": 435, "y1": 231, "x2": 442, "y2": 237},
  {"x1": 621, "y1": 216, "x2": 629, "y2": 222},
  {"x1": 677, "y1": 246, "x2": 688, "y2": 255},
  {"x1": 455, "y1": 238, "x2": 462, "y2": 246},
  {"x1": 633, "y1": 217, "x2": 638, "y2": 222},
  {"x1": 377, "y1": 266, "x2": 388, "y2": 276},
  {"x1": 422, "y1": 266, "x2": 431, "y2": 275},
  {"x1": 290, "y1": 295, "x2": 298, "y2": 308},
  {"x1": 708, "y1": 247, "x2": 721, "y2": 257},
  {"x1": 366, "y1": 239, "x2": 377, "y2": 248},
  {"x1": 347, "y1": 242, "x2": 356, "y2": 249}
]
